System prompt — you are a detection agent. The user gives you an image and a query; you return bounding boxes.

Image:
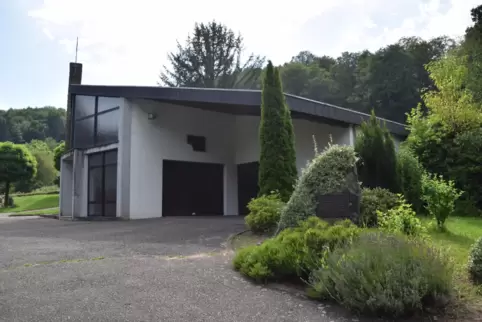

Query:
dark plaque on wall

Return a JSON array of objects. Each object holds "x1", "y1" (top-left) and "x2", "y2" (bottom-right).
[{"x1": 316, "y1": 190, "x2": 360, "y2": 222}]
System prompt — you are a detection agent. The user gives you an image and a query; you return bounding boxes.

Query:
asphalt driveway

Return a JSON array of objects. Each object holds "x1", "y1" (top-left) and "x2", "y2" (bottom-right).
[{"x1": 0, "y1": 216, "x2": 354, "y2": 322}]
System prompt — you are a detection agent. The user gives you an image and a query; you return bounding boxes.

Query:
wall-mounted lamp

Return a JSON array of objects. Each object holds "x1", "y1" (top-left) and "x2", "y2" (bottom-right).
[{"x1": 147, "y1": 113, "x2": 157, "y2": 120}]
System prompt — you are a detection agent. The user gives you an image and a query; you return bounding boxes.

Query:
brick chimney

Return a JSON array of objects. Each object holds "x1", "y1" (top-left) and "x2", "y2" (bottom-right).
[{"x1": 65, "y1": 63, "x2": 83, "y2": 150}]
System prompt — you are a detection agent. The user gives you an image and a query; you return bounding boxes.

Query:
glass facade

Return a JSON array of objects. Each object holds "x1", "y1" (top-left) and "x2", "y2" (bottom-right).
[
  {"x1": 72, "y1": 95, "x2": 121, "y2": 149},
  {"x1": 88, "y1": 150, "x2": 117, "y2": 217}
]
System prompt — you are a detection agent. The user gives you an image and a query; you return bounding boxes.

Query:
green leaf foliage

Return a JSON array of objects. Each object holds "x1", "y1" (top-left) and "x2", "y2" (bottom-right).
[
  {"x1": 355, "y1": 111, "x2": 397, "y2": 191},
  {"x1": 233, "y1": 217, "x2": 359, "y2": 283},
  {"x1": 396, "y1": 147, "x2": 424, "y2": 213},
  {"x1": 0, "y1": 142, "x2": 37, "y2": 206},
  {"x1": 309, "y1": 231, "x2": 453, "y2": 317},
  {"x1": 377, "y1": 195, "x2": 427, "y2": 237},
  {"x1": 0, "y1": 107, "x2": 65, "y2": 143},
  {"x1": 421, "y1": 173, "x2": 463, "y2": 229},
  {"x1": 15, "y1": 140, "x2": 58, "y2": 193},
  {"x1": 277, "y1": 144, "x2": 359, "y2": 231},
  {"x1": 159, "y1": 20, "x2": 265, "y2": 89},
  {"x1": 258, "y1": 61, "x2": 297, "y2": 201},
  {"x1": 360, "y1": 187, "x2": 399, "y2": 227},
  {"x1": 245, "y1": 193, "x2": 285, "y2": 234},
  {"x1": 468, "y1": 237, "x2": 482, "y2": 284},
  {"x1": 53, "y1": 141, "x2": 66, "y2": 171}
]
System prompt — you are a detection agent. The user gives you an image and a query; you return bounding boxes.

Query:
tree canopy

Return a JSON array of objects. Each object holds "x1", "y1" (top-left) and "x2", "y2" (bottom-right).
[
  {"x1": 159, "y1": 20, "x2": 265, "y2": 89},
  {"x1": 0, "y1": 142, "x2": 37, "y2": 206},
  {"x1": 0, "y1": 107, "x2": 65, "y2": 144}
]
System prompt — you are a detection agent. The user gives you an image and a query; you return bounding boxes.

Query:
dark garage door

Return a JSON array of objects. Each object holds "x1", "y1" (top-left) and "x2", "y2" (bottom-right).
[
  {"x1": 237, "y1": 162, "x2": 259, "y2": 216},
  {"x1": 162, "y1": 160, "x2": 224, "y2": 216}
]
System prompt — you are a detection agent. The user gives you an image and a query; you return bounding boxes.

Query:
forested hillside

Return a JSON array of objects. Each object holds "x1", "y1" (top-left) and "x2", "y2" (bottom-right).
[
  {"x1": 0, "y1": 107, "x2": 65, "y2": 144},
  {"x1": 160, "y1": 21, "x2": 460, "y2": 124}
]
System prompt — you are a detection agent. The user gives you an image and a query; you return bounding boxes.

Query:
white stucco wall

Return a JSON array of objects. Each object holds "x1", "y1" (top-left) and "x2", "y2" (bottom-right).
[
  {"x1": 235, "y1": 115, "x2": 352, "y2": 173},
  {"x1": 125, "y1": 100, "x2": 355, "y2": 219},
  {"x1": 127, "y1": 99, "x2": 238, "y2": 219}
]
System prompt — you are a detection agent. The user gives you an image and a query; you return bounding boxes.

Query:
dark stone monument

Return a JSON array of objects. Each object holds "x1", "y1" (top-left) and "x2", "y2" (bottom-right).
[
  {"x1": 316, "y1": 190, "x2": 360, "y2": 223},
  {"x1": 315, "y1": 170, "x2": 361, "y2": 223}
]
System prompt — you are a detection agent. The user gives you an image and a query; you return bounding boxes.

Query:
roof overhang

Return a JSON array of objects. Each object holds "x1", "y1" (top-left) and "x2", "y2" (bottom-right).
[{"x1": 69, "y1": 85, "x2": 408, "y2": 136}]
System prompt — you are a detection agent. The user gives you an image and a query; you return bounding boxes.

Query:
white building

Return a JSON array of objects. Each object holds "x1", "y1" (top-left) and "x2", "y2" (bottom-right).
[{"x1": 59, "y1": 63, "x2": 407, "y2": 220}]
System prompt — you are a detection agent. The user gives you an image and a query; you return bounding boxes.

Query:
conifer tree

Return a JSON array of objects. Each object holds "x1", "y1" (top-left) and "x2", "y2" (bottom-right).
[{"x1": 258, "y1": 61, "x2": 297, "y2": 201}]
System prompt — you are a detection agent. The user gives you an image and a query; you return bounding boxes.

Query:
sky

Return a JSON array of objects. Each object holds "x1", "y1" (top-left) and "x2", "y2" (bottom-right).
[{"x1": 0, "y1": 0, "x2": 479, "y2": 110}]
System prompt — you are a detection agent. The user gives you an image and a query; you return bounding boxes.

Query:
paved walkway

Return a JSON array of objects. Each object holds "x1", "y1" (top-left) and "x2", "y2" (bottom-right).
[{"x1": 0, "y1": 217, "x2": 356, "y2": 322}]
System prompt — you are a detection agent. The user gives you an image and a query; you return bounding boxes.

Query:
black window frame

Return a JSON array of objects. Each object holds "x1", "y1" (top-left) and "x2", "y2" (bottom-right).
[
  {"x1": 87, "y1": 150, "x2": 118, "y2": 217},
  {"x1": 71, "y1": 94, "x2": 121, "y2": 149}
]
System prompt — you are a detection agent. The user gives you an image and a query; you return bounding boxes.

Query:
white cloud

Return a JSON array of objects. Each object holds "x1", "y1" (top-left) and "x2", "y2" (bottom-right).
[
  {"x1": 42, "y1": 27, "x2": 54, "y2": 40},
  {"x1": 29, "y1": 0, "x2": 478, "y2": 86}
]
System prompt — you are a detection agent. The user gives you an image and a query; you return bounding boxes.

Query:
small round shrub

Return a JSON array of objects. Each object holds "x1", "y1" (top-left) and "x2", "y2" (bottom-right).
[
  {"x1": 309, "y1": 231, "x2": 453, "y2": 317},
  {"x1": 277, "y1": 145, "x2": 359, "y2": 232},
  {"x1": 421, "y1": 173, "x2": 463, "y2": 229},
  {"x1": 377, "y1": 195, "x2": 427, "y2": 237},
  {"x1": 360, "y1": 187, "x2": 398, "y2": 227},
  {"x1": 233, "y1": 217, "x2": 359, "y2": 282},
  {"x1": 396, "y1": 147, "x2": 424, "y2": 213},
  {"x1": 468, "y1": 237, "x2": 482, "y2": 284},
  {"x1": 245, "y1": 193, "x2": 285, "y2": 234}
]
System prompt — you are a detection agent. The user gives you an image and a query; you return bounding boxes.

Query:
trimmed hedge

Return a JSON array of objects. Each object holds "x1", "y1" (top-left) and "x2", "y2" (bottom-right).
[{"x1": 277, "y1": 145, "x2": 359, "y2": 232}]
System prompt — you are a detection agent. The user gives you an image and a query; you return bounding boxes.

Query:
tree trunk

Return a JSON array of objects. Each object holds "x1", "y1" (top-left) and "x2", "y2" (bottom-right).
[{"x1": 4, "y1": 181, "x2": 10, "y2": 208}]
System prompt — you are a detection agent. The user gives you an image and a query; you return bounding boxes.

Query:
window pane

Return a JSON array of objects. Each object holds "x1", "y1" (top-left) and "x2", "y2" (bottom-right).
[
  {"x1": 104, "y1": 165, "x2": 117, "y2": 203},
  {"x1": 105, "y1": 150, "x2": 118, "y2": 165},
  {"x1": 74, "y1": 117, "x2": 94, "y2": 148},
  {"x1": 98, "y1": 97, "x2": 121, "y2": 113},
  {"x1": 89, "y1": 203, "x2": 102, "y2": 216},
  {"x1": 89, "y1": 153, "x2": 103, "y2": 167},
  {"x1": 74, "y1": 95, "x2": 95, "y2": 119},
  {"x1": 96, "y1": 110, "x2": 119, "y2": 145},
  {"x1": 88, "y1": 167, "x2": 103, "y2": 203}
]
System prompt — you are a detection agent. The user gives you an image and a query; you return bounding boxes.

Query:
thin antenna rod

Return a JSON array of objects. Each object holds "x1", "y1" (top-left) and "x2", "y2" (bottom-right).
[{"x1": 75, "y1": 37, "x2": 79, "y2": 63}]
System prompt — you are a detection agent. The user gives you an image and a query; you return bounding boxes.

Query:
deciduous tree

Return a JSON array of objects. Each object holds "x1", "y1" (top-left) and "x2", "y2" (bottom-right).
[{"x1": 0, "y1": 142, "x2": 37, "y2": 207}]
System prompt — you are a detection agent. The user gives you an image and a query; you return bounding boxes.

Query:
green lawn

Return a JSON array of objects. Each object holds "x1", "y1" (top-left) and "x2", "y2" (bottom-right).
[
  {"x1": 8, "y1": 207, "x2": 59, "y2": 216},
  {"x1": 0, "y1": 194, "x2": 59, "y2": 213},
  {"x1": 423, "y1": 216, "x2": 482, "y2": 311}
]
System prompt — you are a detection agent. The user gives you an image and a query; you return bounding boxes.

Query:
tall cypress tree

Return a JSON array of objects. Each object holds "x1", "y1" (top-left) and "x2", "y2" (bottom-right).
[{"x1": 258, "y1": 61, "x2": 297, "y2": 201}]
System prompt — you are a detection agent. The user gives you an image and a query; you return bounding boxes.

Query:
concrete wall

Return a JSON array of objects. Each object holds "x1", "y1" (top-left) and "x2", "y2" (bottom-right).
[
  {"x1": 117, "y1": 99, "x2": 131, "y2": 219},
  {"x1": 59, "y1": 159, "x2": 73, "y2": 217},
  {"x1": 235, "y1": 115, "x2": 351, "y2": 173},
  {"x1": 127, "y1": 100, "x2": 237, "y2": 219},
  {"x1": 126, "y1": 100, "x2": 354, "y2": 219}
]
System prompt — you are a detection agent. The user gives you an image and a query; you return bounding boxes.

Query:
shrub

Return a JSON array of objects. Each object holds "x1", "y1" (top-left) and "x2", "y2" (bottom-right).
[
  {"x1": 233, "y1": 217, "x2": 359, "y2": 282},
  {"x1": 360, "y1": 188, "x2": 398, "y2": 227},
  {"x1": 355, "y1": 111, "x2": 398, "y2": 191},
  {"x1": 377, "y1": 195, "x2": 426, "y2": 237},
  {"x1": 245, "y1": 193, "x2": 285, "y2": 234},
  {"x1": 468, "y1": 237, "x2": 482, "y2": 284},
  {"x1": 421, "y1": 173, "x2": 463, "y2": 229},
  {"x1": 406, "y1": 107, "x2": 482, "y2": 210},
  {"x1": 396, "y1": 147, "x2": 424, "y2": 213},
  {"x1": 309, "y1": 231, "x2": 453, "y2": 317},
  {"x1": 277, "y1": 145, "x2": 359, "y2": 231},
  {"x1": 449, "y1": 128, "x2": 482, "y2": 209}
]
